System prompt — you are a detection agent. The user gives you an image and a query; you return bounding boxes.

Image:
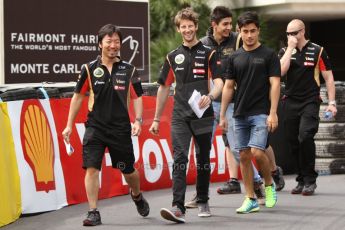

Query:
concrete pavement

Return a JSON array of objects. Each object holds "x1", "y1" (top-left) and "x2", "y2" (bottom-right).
[{"x1": 3, "y1": 175, "x2": 345, "y2": 230}]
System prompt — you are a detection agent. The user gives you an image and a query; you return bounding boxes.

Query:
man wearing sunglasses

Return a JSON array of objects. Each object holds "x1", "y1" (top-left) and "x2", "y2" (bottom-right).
[{"x1": 279, "y1": 19, "x2": 337, "y2": 196}]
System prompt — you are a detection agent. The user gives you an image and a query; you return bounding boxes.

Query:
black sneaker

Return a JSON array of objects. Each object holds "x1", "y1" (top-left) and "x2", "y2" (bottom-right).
[
  {"x1": 131, "y1": 192, "x2": 150, "y2": 217},
  {"x1": 217, "y1": 179, "x2": 241, "y2": 194},
  {"x1": 302, "y1": 183, "x2": 317, "y2": 196},
  {"x1": 254, "y1": 180, "x2": 265, "y2": 205},
  {"x1": 272, "y1": 166, "x2": 285, "y2": 191},
  {"x1": 291, "y1": 182, "x2": 304, "y2": 194},
  {"x1": 83, "y1": 209, "x2": 102, "y2": 226},
  {"x1": 198, "y1": 202, "x2": 211, "y2": 217}
]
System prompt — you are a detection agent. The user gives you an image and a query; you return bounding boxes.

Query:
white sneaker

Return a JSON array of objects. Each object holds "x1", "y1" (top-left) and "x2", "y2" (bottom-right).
[
  {"x1": 185, "y1": 194, "x2": 198, "y2": 209},
  {"x1": 198, "y1": 202, "x2": 211, "y2": 217}
]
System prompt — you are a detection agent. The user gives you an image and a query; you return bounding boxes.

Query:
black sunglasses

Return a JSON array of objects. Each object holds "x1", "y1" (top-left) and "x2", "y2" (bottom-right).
[{"x1": 286, "y1": 28, "x2": 303, "y2": 36}]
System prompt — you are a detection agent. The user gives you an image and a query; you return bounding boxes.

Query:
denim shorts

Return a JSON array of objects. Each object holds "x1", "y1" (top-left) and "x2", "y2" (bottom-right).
[
  {"x1": 233, "y1": 114, "x2": 268, "y2": 151},
  {"x1": 212, "y1": 102, "x2": 239, "y2": 160}
]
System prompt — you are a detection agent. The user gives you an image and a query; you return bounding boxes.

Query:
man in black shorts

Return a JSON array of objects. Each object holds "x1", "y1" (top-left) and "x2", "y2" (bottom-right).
[{"x1": 62, "y1": 24, "x2": 149, "y2": 226}]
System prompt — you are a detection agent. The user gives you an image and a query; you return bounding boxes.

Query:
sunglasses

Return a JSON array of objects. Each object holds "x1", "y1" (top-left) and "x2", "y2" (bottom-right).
[{"x1": 286, "y1": 28, "x2": 303, "y2": 36}]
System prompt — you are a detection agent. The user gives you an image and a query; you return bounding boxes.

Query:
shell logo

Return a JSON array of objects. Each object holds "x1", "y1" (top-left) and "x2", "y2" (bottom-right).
[{"x1": 20, "y1": 100, "x2": 55, "y2": 193}]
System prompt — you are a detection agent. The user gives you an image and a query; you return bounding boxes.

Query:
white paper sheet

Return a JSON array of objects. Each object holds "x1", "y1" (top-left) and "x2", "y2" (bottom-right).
[
  {"x1": 188, "y1": 90, "x2": 209, "y2": 118},
  {"x1": 64, "y1": 140, "x2": 74, "y2": 156}
]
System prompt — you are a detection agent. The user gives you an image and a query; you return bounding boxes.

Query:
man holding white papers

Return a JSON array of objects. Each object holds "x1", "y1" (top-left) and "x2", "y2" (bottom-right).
[{"x1": 149, "y1": 8, "x2": 223, "y2": 223}]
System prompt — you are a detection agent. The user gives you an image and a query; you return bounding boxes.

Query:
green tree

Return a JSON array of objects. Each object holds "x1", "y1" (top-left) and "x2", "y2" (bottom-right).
[
  {"x1": 150, "y1": 0, "x2": 210, "y2": 82},
  {"x1": 149, "y1": 2, "x2": 281, "y2": 82}
]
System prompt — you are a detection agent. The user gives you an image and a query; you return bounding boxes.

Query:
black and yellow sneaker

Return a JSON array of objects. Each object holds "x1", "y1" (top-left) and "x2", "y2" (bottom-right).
[
  {"x1": 302, "y1": 183, "x2": 317, "y2": 196},
  {"x1": 272, "y1": 166, "x2": 285, "y2": 191},
  {"x1": 291, "y1": 182, "x2": 304, "y2": 194},
  {"x1": 217, "y1": 179, "x2": 241, "y2": 194},
  {"x1": 83, "y1": 209, "x2": 102, "y2": 226},
  {"x1": 131, "y1": 191, "x2": 150, "y2": 217}
]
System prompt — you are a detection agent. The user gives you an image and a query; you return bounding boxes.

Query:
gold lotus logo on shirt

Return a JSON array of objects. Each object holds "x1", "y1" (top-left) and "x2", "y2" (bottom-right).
[
  {"x1": 93, "y1": 67, "x2": 104, "y2": 78},
  {"x1": 20, "y1": 100, "x2": 55, "y2": 193},
  {"x1": 222, "y1": 47, "x2": 234, "y2": 56}
]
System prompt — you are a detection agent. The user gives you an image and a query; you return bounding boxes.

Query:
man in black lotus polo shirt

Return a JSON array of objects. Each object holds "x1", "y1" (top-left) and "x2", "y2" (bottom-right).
[
  {"x1": 149, "y1": 8, "x2": 223, "y2": 223},
  {"x1": 279, "y1": 19, "x2": 337, "y2": 196},
  {"x1": 62, "y1": 24, "x2": 149, "y2": 226}
]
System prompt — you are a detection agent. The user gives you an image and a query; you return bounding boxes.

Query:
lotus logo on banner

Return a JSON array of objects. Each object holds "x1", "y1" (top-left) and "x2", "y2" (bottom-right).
[{"x1": 20, "y1": 100, "x2": 55, "y2": 193}]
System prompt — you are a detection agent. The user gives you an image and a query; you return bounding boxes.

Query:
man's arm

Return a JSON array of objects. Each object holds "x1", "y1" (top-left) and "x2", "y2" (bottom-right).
[
  {"x1": 267, "y1": 77, "x2": 280, "y2": 132},
  {"x1": 132, "y1": 96, "x2": 143, "y2": 136},
  {"x1": 153, "y1": 85, "x2": 170, "y2": 121},
  {"x1": 280, "y1": 36, "x2": 297, "y2": 76},
  {"x1": 62, "y1": 93, "x2": 85, "y2": 142},
  {"x1": 133, "y1": 96, "x2": 143, "y2": 119},
  {"x1": 199, "y1": 49, "x2": 224, "y2": 108},
  {"x1": 199, "y1": 78, "x2": 224, "y2": 109},
  {"x1": 219, "y1": 79, "x2": 235, "y2": 131},
  {"x1": 209, "y1": 78, "x2": 224, "y2": 100},
  {"x1": 322, "y1": 70, "x2": 337, "y2": 116},
  {"x1": 149, "y1": 85, "x2": 170, "y2": 135}
]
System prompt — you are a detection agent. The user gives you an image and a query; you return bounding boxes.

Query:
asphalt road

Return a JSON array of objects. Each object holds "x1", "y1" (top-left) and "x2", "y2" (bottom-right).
[{"x1": 3, "y1": 175, "x2": 345, "y2": 230}]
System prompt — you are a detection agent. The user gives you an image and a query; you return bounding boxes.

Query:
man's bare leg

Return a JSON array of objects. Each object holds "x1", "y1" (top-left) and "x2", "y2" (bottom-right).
[{"x1": 85, "y1": 168, "x2": 100, "y2": 210}]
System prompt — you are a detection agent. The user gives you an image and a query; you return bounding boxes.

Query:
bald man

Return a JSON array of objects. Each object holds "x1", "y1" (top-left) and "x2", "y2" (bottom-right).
[{"x1": 278, "y1": 19, "x2": 337, "y2": 196}]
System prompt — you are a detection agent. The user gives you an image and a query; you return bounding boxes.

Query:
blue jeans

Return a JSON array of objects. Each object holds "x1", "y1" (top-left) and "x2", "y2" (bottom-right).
[
  {"x1": 212, "y1": 101, "x2": 261, "y2": 182},
  {"x1": 234, "y1": 114, "x2": 269, "y2": 151}
]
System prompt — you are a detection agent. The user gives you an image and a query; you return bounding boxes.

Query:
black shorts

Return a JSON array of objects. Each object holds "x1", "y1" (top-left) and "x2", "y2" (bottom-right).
[{"x1": 82, "y1": 126, "x2": 135, "y2": 174}]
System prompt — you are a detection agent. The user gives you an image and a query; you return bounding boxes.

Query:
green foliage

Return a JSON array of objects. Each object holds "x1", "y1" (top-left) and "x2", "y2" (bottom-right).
[
  {"x1": 149, "y1": 0, "x2": 210, "y2": 82},
  {"x1": 150, "y1": 33, "x2": 181, "y2": 83},
  {"x1": 149, "y1": 2, "x2": 282, "y2": 82}
]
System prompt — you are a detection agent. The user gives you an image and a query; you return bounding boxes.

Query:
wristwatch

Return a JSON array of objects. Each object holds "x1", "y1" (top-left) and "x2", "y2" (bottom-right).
[
  {"x1": 135, "y1": 117, "x2": 143, "y2": 124},
  {"x1": 328, "y1": 100, "x2": 336, "y2": 107}
]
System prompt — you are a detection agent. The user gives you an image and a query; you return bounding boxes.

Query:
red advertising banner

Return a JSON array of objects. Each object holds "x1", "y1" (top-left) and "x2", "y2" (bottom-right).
[
  {"x1": 1, "y1": 96, "x2": 230, "y2": 214},
  {"x1": 50, "y1": 96, "x2": 229, "y2": 204},
  {"x1": 51, "y1": 99, "x2": 129, "y2": 205}
]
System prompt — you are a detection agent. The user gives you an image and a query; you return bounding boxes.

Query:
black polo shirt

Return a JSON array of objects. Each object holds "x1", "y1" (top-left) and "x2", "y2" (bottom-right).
[
  {"x1": 278, "y1": 41, "x2": 332, "y2": 101},
  {"x1": 75, "y1": 56, "x2": 143, "y2": 131},
  {"x1": 226, "y1": 45, "x2": 281, "y2": 117},
  {"x1": 200, "y1": 28, "x2": 241, "y2": 102},
  {"x1": 158, "y1": 41, "x2": 220, "y2": 118}
]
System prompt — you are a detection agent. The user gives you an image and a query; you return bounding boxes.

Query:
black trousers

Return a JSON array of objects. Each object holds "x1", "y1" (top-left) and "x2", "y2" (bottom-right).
[
  {"x1": 283, "y1": 97, "x2": 320, "y2": 185},
  {"x1": 171, "y1": 116, "x2": 213, "y2": 213}
]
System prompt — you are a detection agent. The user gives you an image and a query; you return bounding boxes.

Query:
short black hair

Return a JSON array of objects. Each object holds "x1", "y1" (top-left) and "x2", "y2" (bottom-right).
[
  {"x1": 210, "y1": 6, "x2": 232, "y2": 24},
  {"x1": 237, "y1": 11, "x2": 260, "y2": 29},
  {"x1": 98, "y1": 24, "x2": 122, "y2": 45}
]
